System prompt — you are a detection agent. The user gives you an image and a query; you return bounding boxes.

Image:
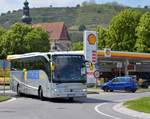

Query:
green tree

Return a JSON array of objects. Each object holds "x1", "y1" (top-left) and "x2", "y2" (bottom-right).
[
  {"x1": 0, "y1": 23, "x2": 49, "y2": 59},
  {"x1": 97, "y1": 26, "x2": 108, "y2": 49},
  {"x1": 25, "y1": 28, "x2": 49, "y2": 52},
  {"x1": 72, "y1": 41, "x2": 83, "y2": 51},
  {"x1": 0, "y1": 27, "x2": 6, "y2": 59},
  {"x1": 135, "y1": 12, "x2": 150, "y2": 52},
  {"x1": 1, "y1": 23, "x2": 32, "y2": 55},
  {"x1": 107, "y1": 9, "x2": 141, "y2": 51},
  {"x1": 0, "y1": 27, "x2": 6, "y2": 36}
]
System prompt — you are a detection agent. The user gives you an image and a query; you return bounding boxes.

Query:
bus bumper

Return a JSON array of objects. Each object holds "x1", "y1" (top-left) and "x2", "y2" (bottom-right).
[{"x1": 51, "y1": 91, "x2": 87, "y2": 98}]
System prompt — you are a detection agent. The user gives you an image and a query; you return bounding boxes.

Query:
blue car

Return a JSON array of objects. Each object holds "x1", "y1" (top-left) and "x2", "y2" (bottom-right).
[{"x1": 100, "y1": 76, "x2": 138, "y2": 93}]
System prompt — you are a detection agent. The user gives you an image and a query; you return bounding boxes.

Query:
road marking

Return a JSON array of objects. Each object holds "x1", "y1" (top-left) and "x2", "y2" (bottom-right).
[
  {"x1": 0, "y1": 97, "x2": 16, "y2": 105},
  {"x1": 95, "y1": 103, "x2": 121, "y2": 119}
]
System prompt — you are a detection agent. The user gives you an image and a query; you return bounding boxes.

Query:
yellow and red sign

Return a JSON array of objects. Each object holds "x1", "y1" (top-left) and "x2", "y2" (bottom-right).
[
  {"x1": 88, "y1": 34, "x2": 96, "y2": 45},
  {"x1": 84, "y1": 31, "x2": 97, "y2": 84}
]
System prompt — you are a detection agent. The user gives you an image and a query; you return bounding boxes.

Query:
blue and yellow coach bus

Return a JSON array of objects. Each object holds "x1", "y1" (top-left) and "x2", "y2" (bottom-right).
[{"x1": 7, "y1": 51, "x2": 87, "y2": 100}]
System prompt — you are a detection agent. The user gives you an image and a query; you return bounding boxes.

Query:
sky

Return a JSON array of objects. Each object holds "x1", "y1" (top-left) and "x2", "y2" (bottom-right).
[{"x1": 0, "y1": 0, "x2": 150, "y2": 14}]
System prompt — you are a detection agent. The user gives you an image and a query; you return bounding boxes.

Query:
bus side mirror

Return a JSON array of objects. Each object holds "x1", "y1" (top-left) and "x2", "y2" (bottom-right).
[
  {"x1": 23, "y1": 68, "x2": 27, "y2": 72},
  {"x1": 51, "y1": 63, "x2": 55, "y2": 72},
  {"x1": 84, "y1": 60, "x2": 94, "y2": 71},
  {"x1": 81, "y1": 63, "x2": 86, "y2": 75},
  {"x1": 82, "y1": 63, "x2": 86, "y2": 68}
]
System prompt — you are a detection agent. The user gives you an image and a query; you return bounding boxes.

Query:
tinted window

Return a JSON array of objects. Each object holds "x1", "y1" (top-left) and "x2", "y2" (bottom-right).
[
  {"x1": 112, "y1": 78, "x2": 119, "y2": 82},
  {"x1": 124, "y1": 77, "x2": 131, "y2": 82},
  {"x1": 11, "y1": 56, "x2": 51, "y2": 81},
  {"x1": 112, "y1": 77, "x2": 131, "y2": 82},
  {"x1": 119, "y1": 77, "x2": 126, "y2": 82},
  {"x1": 113, "y1": 77, "x2": 126, "y2": 82},
  {"x1": 52, "y1": 55, "x2": 86, "y2": 83}
]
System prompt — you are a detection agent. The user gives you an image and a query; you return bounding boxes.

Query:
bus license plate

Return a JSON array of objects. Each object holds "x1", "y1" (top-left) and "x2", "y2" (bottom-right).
[{"x1": 67, "y1": 94, "x2": 75, "y2": 97}]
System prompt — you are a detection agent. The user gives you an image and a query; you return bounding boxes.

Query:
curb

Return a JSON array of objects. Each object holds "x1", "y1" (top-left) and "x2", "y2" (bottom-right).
[
  {"x1": 87, "y1": 91, "x2": 99, "y2": 94},
  {"x1": 87, "y1": 89, "x2": 104, "y2": 94},
  {"x1": 113, "y1": 102, "x2": 150, "y2": 119},
  {"x1": 0, "y1": 97, "x2": 16, "y2": 105}
]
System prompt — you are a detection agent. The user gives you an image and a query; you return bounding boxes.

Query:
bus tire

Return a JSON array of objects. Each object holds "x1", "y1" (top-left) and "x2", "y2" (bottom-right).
[
  {"x1": 38, "y1": 87, "x2": 44, "y2": 101},
  {"x1": 69, "y1": 97, "x2": 74, "y2": 102},
  {"x1": 17, "y1": 84, "x2": 21, "y2": 96}
]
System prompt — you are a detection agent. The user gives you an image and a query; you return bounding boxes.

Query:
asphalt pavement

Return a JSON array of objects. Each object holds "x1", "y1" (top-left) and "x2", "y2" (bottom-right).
[{"x1": 0, "y1": 91, "x2": 150, "y2": 119}]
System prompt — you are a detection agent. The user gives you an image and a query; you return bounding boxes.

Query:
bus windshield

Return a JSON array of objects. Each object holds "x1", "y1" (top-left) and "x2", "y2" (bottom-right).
[{"x1": 52, "y1": 55, "x2": 86, "y2": 83}]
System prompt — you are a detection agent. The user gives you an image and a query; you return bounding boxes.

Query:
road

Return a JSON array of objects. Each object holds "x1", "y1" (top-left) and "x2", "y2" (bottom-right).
[{"x1": 0, "y1": 91, "x2": 150, "y2": 119}]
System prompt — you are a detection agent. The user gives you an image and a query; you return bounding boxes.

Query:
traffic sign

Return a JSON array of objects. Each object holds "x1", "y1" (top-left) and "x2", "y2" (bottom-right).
[{"x1": 93, "y1": 70, "x2": 100, "y2": 78}]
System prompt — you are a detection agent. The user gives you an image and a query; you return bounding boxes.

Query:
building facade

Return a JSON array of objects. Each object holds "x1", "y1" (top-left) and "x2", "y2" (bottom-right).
[{"x1": 33, "y1": 22, "x2": 71, "y2": 51}]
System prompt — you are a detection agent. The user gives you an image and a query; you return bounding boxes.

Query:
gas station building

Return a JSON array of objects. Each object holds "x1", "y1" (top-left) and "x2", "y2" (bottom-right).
[{"x1": 97, "y1": 50, "x2": 150, "y2": 84}]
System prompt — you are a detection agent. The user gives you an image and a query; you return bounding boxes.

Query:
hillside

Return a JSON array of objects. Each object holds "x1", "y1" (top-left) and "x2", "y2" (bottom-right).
[
  {"x1": 0, "y1": 4, "x2": 124, "y2": 29},
  {"x1": 0, "y1": 4, "x2": 149, "y2": 41}
]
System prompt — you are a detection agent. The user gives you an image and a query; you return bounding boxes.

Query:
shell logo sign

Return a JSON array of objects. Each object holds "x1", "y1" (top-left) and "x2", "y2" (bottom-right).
[
  {"x1": 88, "y1": 34, "x2": 96, "y2": 45},
  {"x1": 84, "y1": 31, "x2": 97, "y2": 84},
  {"x1": 104, "y1": 48, "x2": 111, "y2": 57}
]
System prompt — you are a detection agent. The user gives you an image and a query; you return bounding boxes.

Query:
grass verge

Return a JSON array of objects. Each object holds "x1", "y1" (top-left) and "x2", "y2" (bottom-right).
[
  {"x1": 87, "y1": 87, "x2": 100, "y2": 94},
  {"x1": 87, "y1": 87, "x2": 150, "y2": 93},
  {"x1": 0, "y1": 96, "x2": 11, "y2": 102},
  {"x1": 136, "y1": 88, "x2": 150, "y2": 93},
  {"x1": 124, "y1": 97, "x2": 150, "y2": 114}
]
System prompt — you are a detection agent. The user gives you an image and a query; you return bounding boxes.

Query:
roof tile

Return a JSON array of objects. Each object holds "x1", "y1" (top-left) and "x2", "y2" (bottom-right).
[{"x1": 33, "y1": 22, "x2": 69, "y2": 41}]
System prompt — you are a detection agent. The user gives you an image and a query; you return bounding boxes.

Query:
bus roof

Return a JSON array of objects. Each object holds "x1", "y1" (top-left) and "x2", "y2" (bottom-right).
[
  {"x1": 47, "y1": 51, "x2": 84, "y2": 55},
  {"x1": 7, "y1": 52, "x2": 48, "y2": 60},
  {"x1": 7, "y1": 51, "x2": 84, "y2": 60}
]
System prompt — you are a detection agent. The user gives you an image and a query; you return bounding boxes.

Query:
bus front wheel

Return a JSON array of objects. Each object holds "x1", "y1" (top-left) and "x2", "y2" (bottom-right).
[{"x1": 38, "y1": 87, "x2": 44, "y2": 101}]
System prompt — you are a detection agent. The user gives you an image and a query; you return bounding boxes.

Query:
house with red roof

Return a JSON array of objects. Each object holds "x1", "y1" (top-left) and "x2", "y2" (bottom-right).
[{"x1": 33, "y1": 22, "x2": 71, "y2": 51}]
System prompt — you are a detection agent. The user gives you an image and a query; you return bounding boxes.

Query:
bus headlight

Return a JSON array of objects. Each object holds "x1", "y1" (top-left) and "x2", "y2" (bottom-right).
[{"x1": 83, "y1": 89, "x2": 87, "y2": 92}]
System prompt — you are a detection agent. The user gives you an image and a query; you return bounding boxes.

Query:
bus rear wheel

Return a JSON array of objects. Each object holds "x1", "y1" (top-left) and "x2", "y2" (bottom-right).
[
  {"x1": 17, "y1": 84, "x2": 21, "y2": 96},
  {"x1": 38, "y1": 87, "x2": 44, "y2": 101},
  {"x1": 69, "y1": 97, "x2": 74, "y2": 102}
]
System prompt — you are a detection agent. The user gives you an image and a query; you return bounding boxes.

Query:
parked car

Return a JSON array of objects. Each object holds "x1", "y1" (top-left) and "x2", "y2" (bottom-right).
[{"x1": 100, "y1": 76, "x2": 138, "y2": 93}]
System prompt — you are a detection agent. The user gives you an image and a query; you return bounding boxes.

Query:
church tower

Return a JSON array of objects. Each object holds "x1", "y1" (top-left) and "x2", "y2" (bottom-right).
[{"x1": 21, "y1": 0, "x2": 32, "y2": 24}]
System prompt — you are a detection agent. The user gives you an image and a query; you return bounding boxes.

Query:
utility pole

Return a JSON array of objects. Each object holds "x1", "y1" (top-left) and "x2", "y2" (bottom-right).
[{"x1": 3, "y1": 60, "x2": 5, "y2": 96}]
